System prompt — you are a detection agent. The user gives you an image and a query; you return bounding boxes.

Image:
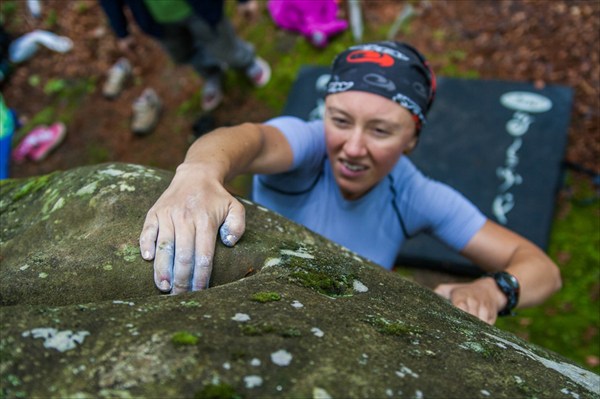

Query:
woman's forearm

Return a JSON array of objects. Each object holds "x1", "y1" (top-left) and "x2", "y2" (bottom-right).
[{"x1": 180, "y1": 123, "x2": 292, "y2": 183}]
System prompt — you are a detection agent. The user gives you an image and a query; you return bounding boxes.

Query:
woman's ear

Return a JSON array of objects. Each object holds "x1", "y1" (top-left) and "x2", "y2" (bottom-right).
[{"x1": 404, "y1": 135, "x2": 419, "y2": 154}]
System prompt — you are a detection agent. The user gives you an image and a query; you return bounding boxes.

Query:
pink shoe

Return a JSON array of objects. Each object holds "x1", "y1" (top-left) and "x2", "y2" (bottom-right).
[
  {"x1": 12, "y1": 122, "x2": 66, "y2": 163},
  {"x1": 12, "y1": 125, "x2": 46, "y2": 163}
]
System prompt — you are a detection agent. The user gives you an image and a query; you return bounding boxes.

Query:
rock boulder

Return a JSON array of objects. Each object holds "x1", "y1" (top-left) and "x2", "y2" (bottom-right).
[{"x1": 1, "y1": 163, "x2": 598, "y2": 398}]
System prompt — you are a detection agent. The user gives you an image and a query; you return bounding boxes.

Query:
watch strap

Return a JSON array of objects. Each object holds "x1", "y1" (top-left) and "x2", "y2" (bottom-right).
[{"x1": 485, "y1": 272, "x2": 520, "y2": 316}]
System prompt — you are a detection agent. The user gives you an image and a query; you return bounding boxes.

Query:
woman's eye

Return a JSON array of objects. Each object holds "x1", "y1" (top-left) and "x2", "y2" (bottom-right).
[
  {"x1": 332, "y1": 117, "x2": 349, "y2": 126},
  {"x1": 373, "y1": 128, "x2": 389, "y2": 136}
]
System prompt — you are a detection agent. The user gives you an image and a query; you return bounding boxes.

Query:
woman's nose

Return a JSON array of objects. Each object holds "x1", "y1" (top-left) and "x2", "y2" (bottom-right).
[{"x1": 343, "y1": 129, "x2": 367, "y2": 158}]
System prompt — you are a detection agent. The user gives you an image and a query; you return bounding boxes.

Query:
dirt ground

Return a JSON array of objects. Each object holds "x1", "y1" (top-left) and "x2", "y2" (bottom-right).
[{"x1": 2, "y1": 0, "x2": 599, "y2": 181}]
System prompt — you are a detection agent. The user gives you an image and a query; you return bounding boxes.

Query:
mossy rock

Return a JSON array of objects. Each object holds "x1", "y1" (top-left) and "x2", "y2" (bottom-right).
[{"x1": 0, "y1": 163, "x2": 598, "y2": 398}]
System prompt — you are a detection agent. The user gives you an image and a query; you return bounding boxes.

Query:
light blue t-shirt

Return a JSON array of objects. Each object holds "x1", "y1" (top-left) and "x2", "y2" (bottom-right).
[{"x1": 252, "y1": 116, "x2": 486, "y2": 269}]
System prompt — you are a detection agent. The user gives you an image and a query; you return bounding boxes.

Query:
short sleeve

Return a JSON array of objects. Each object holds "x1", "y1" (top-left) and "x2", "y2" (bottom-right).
[
  {"x1": 258, "y1": 116, "x2": 327, "y2": 194},
  {"x1": 396, "y1": 163, "x2": 487, "y2": 251},
  {"x1": 264, "y1": 116, "x2": 326, "y2": 170}
]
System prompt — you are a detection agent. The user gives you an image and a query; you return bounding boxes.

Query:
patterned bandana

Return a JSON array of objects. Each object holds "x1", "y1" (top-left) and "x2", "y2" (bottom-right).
[{"x1": 326, "y1": 41, "x2": 436, "y2": 131}]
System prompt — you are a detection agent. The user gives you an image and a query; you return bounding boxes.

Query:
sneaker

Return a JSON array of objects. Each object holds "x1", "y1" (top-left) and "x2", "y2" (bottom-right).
[
  {"x1": 131, "y1": 88, "x2": 161, "y2": 135},
  {"x1": 202, "y1": 74, "x2": 223, "y2": 112},
  {"x1": 246, "y1": 57, "x2": 271, "y2": 88},
  {"x1": 12, "y1": 122, "x2": 66, "y2": 163},
  {"x1": 8, "y1": 30, "x2": 73, "y2": 63},
  {"x1": 102, "y1": 58, "x2": 131, "y2": 99}
]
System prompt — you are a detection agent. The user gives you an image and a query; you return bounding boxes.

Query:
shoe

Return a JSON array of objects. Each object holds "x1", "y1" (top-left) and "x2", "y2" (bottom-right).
[
  {"x1": 12, "y1": 122, "x2": 66, "y2": 163},
  {"x1": 102, "y1": 58, "x2": 131, "y2": 99},
  {"x1": 27, "y1": 0, "x2": 42, "y2": 18},
  {"x1": 131, "y1": 88, "x2": 161, "y2": 135},
  {"x1": 8, "y1": 30, "x2": 73, "y2": 63},
  {"x1": 246, "y1": 57, "x2": 271, "y2": 88},
  {"x1": 202, "y1": 74, "x2": 223, "y2": 112}
]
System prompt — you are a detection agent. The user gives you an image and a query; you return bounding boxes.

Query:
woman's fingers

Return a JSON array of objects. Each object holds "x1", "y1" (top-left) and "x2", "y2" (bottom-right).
[
  {"x1": 183, "y1": 205, "x2": 215, "y2": 291},
  {"x1": 435, "y1": 282, "x2": 498, "y2": 325},
  {"x1": 141, "y1": 188, "x2": 247, "y2": 294},
  {"x1": 219, "y1": 200, "x2": 246, "y2": 247},
  {"x1": 139, "y1": 212, "x2": 159, "y2": 261},
  {"x1": 171, "y1": 219, "x2": 196, "y2": 294},
  {"x1": 153, "y1": 211, "x2": 176, "y2": 292}
]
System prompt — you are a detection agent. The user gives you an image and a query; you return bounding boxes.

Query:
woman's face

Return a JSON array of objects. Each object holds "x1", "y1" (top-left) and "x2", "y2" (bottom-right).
[{"x1": 324, "y1": 91, "x2": 418, "y2": 200}]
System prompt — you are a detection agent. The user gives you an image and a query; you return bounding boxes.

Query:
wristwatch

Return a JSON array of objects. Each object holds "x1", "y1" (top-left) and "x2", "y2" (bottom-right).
[{"x1": 485, "y1": 272, "x2": 520, "y2": 316}]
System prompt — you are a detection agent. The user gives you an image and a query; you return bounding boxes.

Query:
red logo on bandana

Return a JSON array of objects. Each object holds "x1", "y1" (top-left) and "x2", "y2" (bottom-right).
[{"x1": 346, "y1": 50, "x2": 395, "y2": 67}]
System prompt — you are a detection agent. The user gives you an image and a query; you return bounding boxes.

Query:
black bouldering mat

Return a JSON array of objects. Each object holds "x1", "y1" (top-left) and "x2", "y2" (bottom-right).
[{"x1": 282, "y1": 66, "x2": 574, "y2": 275}]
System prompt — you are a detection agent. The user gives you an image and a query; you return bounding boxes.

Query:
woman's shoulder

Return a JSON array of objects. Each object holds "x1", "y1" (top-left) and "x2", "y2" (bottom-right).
[
  {"x1": 265, "y1": 116, "x2": 326, "y2": 170},
  {"x1": 265, "y1": 116, "x2": 324, "y2": 132},
  {"x1": 390, "y1": 156, "x2": 421, "y2": 184},
  {"x1": 389, "y1": 157, "x2": 450, "y2": 202}
]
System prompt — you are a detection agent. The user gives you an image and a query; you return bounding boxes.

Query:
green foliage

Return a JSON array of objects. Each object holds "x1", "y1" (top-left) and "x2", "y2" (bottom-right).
[
  {"x1": 75, "y1": 1, "x2": 91, "y2": 14},
  {"x1": 430, "y1": 50, "x2": 480, "y2": 79},
  {"x1": 28, "y1": 75, "x2": 41, "y2": 87},
  {"x1": 232, "y1": 5, "x2": 396, "y2": 114},
  {"x1": 85, "y1": 143, "x2": 110, "y2": 164},
  {"x1": 496, "y1": 174, "x2": 600, "y2": 374},
  {"x1": 0, "y1": 1, "x2": 18, "y2": 26},
  {"x1": 45, "y1": 9, "x2": 58, "y2": 28},
  {"x1": 44, "y1": 79, "x2": 67, "y2": 95},
  {"x1": 14, "y1": 77, "x2": 97, "y2": 144},
  {"x1": 177, "y1": 92, "x2": 202, "y2": 117}
]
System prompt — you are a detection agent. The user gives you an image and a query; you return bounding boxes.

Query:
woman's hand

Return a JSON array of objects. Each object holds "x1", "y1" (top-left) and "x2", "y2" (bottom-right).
[
  {"x1": 435, "y1": 220, "x2": 561, "y2": 324},
  {"x1": 139, "y1": 123, "x2": 293, "y2": 294},
  {"x1": 434, "y1": 277, "x2": 507, "y2": 325},
  {"x1": 139, "y1": 164, "x2": 246, "y2": 294}
]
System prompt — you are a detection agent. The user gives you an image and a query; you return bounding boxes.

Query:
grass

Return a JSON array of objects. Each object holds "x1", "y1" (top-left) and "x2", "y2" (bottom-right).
[{"x1": 496, "y1": 173, "x2": 600, "y2": 374}]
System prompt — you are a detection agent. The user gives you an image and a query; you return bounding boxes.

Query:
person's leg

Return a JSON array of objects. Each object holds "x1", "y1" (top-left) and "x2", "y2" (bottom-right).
[
  {"x1": 167, "y1": 15, "x2": 226, "y2": 111},
  {"x1": 199, "y1": 17, "x2": 270, "y2": 87},
  {"x1": 202, "y1": 17, "x2": 255, "y2": 71},
  {"x1": 181, "y1": 15, "x2": 269, "y2": 110},
  {"x1": 185, "y1": 15, "x2": 255, "y2": 75},
  {"x1": 156, "y1": 20, "x2": 195, "y2": 66}
]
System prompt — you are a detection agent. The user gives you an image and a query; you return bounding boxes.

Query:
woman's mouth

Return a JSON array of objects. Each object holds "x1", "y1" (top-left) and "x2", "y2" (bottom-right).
[{"x1": 340, "y1": 159, "x2": 367, "y2": 175}]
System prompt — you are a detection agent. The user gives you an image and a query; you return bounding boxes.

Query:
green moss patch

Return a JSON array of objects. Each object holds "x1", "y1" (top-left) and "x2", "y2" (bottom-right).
[
  {"x1": 11, "y1": 173, "x2": 54, "y2": 201},
  {"x1": 365, "y1": 316, "x2": 423, "y2": 337},
  {"x1": 250, "y1": 291, "x2": 281, "y2": 303},
  {"x1": 194, "y1": 382, "x2": 240, "y2": 399},
  {"x1": 239, "y1": 322, "x2": 276, "y2": 336},
  {"x1": 171, "y1": 331, "x2": 200, "y2": 346},
  {"x1": 288, "y1": 257, "x2": 355, "y2": 298}
]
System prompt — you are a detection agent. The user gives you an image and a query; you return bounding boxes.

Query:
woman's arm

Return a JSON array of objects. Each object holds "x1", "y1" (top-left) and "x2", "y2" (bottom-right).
[
  {"x1": 434, "y1": 220, "x2": 562, "y2": 324},
  {"x1": 139, "y1": 123, "x2": 292, "y2": 294}
]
